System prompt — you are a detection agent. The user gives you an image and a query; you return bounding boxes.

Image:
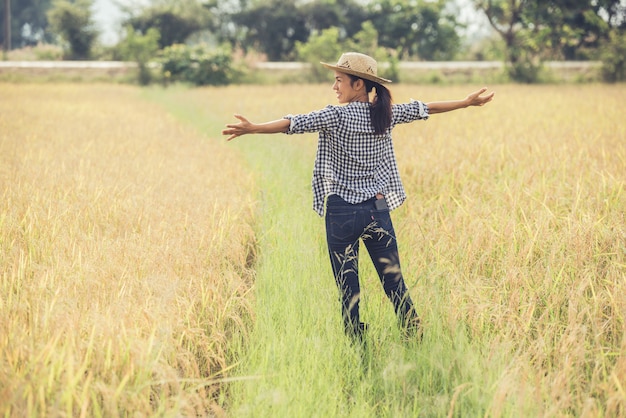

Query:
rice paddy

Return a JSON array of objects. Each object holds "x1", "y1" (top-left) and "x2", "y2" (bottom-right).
[{"x1": 1, "y1": 82, "x2": 624, "y2": 416}]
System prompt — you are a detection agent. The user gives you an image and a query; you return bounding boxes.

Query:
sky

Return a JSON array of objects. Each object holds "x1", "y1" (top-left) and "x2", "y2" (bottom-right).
[
  {"x1": 92, "y1": 0, "x2": 124, "y2": 45},
  {"x1": 92, "y1": 0, "x2": 151, "y2": 45}
]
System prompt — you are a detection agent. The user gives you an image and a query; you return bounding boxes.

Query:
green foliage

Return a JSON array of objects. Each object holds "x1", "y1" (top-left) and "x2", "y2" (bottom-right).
[
  {"x1": 0, "y1": 0, "x2": 53, "y2": 48},
  {"x1": 118, "y1": 27, "x2": 160, "y2": 85},
  {"x1": 367, "y1": 0, "x2": 460, "y2": 60},
  {"x1": 601, "y1": 30, "x2": 626, "y2": 82},
  {"x1": 345, "y1": 21, "x2": 379, "y2": 57},
  {"x1": 299, "y1": 0, "x2": 369, "y2": 40},
  {"x1": 118, "y1": 27, "x2": 160, "y2": 65},
  {"x1": 464, "y1": 34, "x2": 506, "y2": 61},
  {"x1": 296, "y1": 27, "x2": 344, "y2": 82},
  {"x1": 474, "y1": 0, "x2": 624, "y2": 82},
  {"x1": 4, "y1": 43, "x2": 63, "y2": 61},
  {"x1": 46, "y1": 0, "x2": 98, "y2": 59},
  {"x1": 232, "y1": 0, "x2": 308, "y2": 61},
  {"x1": 507, "y1": 59, "x2": 542, "y2": 84},
  {"x1": 125, "y1": 9, "x2": 202, "y2": 49},
  {"x1": 345, "y1": 21, "x2": 400, "y2": 82},
  {"x1": 474, "y1": 0, "x2": 542, "y2": 82},
  {"x1": 159, "y1": 44, "x2": 238, "y2": 86},
  {"x1": 506, "y1": 30, "x2": 543, "y2": 83},
  {"x1": 233, "y1": 0, "x2": 460, "y2": 62},
  {"x1": 297, "y1": 22, "x2": 399, "y2": 83}
]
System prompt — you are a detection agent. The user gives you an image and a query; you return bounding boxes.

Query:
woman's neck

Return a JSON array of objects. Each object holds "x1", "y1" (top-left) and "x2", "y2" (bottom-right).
[{"x1": 349, "y1": 92, "x2": 370, "y2": 103}]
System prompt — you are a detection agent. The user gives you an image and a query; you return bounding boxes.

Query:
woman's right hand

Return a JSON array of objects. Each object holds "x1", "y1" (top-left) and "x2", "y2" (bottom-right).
[{"x1": 222, "y1": 114, "x2": 253, "y2": 141}]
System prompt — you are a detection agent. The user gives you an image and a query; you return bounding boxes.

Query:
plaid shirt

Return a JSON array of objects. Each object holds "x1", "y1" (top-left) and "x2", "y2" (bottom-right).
[{"x1": 284, "y1": 100, "x2": 429, "y2": 216}]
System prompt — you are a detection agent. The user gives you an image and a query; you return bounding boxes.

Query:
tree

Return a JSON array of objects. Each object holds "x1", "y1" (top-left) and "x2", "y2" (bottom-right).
[
  {"x1": 200, "y1": 0, "x2": 248, "y2": 46},
  {"x1": 296, "y1": 26, "x2": 344, "y2": 82},
  {"x1": 474, "y1": 0, "x2": 626, "y2": 81},
  {"x1": 146, "y1": 0, "x2": 461, "y2": 62},
  {"x1": 346, "y1": 21, "x2": 400, "y2": 81},
  {"x1": 126, "y1": 9, "x2": 201, "y2": 49},
  {"x1": 159, "y1": 43, "x2": 238, "y2": 86},
  {"x1": 601, "y1": 29, "x2": 626, "y2": 82},
  {"x1": 534, "y1": 0, "x2": 626, "y2": 60},
  {"x1": 232, "y1": 0, "x2": 308, "y2": 60},
  {"x1": 296, "y1": 21, "x2": 398, "y2": 83},
  {"x1": 299, "y1": 0, "x2": 368, "y2": 39},
  {"x1": 473, "y1": 0, "x2": 543, "y2": 81},
  {"x1": 0, "y1": 0, "x2": 53, "y2": 48},
  {"x1": 121, "y1": 0, "x2": 220, "y2": 49},
  {"x1": 3, "y1": 0, "x2": 9, "y2": 52},
  {"x1": 47, "y1": 0, "x2": 98, "y2": 59},
  {"x1": 118, "y1": 26, "x2": 160, "y2": 85},
  {"x1": 367, "y1": 0, "x2": 460, "y2": 60}
]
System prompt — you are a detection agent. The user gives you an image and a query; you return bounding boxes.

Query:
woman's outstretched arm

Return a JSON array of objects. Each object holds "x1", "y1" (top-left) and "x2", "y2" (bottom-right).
[
  {"x1": 222, "y1": 114, "x2": 290, "y2": 141},
  {"x1": 426, "y1": 87, "x2": 495, "y2": 115}
]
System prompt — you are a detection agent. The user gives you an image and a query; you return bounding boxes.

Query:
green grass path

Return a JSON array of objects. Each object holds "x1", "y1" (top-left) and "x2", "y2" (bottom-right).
[{"x1": 142, "y1": 86, "x2": 519, "y2": 418}]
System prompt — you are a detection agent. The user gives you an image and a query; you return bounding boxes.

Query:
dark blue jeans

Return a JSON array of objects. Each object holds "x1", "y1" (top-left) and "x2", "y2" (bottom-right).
[{"x1": 325, "y1": 194, "x2": 419, "y2": 337}]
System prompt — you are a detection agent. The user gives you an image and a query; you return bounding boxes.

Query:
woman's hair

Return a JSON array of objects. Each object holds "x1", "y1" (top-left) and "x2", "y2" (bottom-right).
[{"x1": 349, "y1": 75, "x2": 392, "y2": 135}]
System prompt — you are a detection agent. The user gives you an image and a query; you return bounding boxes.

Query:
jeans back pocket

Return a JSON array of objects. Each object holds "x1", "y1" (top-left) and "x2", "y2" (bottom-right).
[{"x1": 326, "y1": 209, "x2": 358, "y2": 242}]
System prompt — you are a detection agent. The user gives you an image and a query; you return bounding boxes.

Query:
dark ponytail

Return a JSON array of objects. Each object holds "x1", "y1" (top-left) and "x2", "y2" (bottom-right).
[
  {"x1": 369, "y1": 81, "x2": 392, "y2": 135},
  {"x1": 350, "y1": 75, "x2": 393, "y2": 135}
]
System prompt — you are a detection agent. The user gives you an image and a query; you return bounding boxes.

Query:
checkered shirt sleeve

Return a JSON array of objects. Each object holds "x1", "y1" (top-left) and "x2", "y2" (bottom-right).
[{"x1": 284, "y1": 100, "x2": 429, "y2": 216}]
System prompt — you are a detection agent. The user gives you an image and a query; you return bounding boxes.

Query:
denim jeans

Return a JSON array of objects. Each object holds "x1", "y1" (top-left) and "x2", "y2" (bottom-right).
[{"x1": 325, "y1": 194, "x2": 419, "y2": 337}]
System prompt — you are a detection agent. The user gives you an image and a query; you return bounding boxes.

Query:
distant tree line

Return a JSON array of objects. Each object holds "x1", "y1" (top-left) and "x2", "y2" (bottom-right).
[
  {"x1": 475, "y1": 0, "x2": 626, "y2": 82},
  {"x1": 1, "y1": 0, "x2": 625, "y2": 82}
]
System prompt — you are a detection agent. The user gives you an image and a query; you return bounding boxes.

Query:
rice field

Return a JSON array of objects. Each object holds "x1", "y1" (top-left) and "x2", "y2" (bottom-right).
[
  {"x1": 1, "y1": 82, "x2": 625, "y2": 417},
  {"x1": 0, "y1": 84, "x2": 256, "y2": 416}
]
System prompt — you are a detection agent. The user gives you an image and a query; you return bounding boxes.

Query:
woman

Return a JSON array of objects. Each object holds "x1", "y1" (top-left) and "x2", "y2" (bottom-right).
[{"x1": 223, "y1": 52, "x2": 494, "y2": 341}]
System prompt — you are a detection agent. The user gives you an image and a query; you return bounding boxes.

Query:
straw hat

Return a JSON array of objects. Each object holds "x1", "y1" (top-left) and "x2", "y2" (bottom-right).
[{"x1": 321, "y1": 52, "x2": 392, "y2": 84}]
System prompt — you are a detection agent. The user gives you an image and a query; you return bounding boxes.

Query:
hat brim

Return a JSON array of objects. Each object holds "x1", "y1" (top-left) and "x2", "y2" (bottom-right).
[{"x1": 320, "y1": 62, "x2": 392, "y2": 84}]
